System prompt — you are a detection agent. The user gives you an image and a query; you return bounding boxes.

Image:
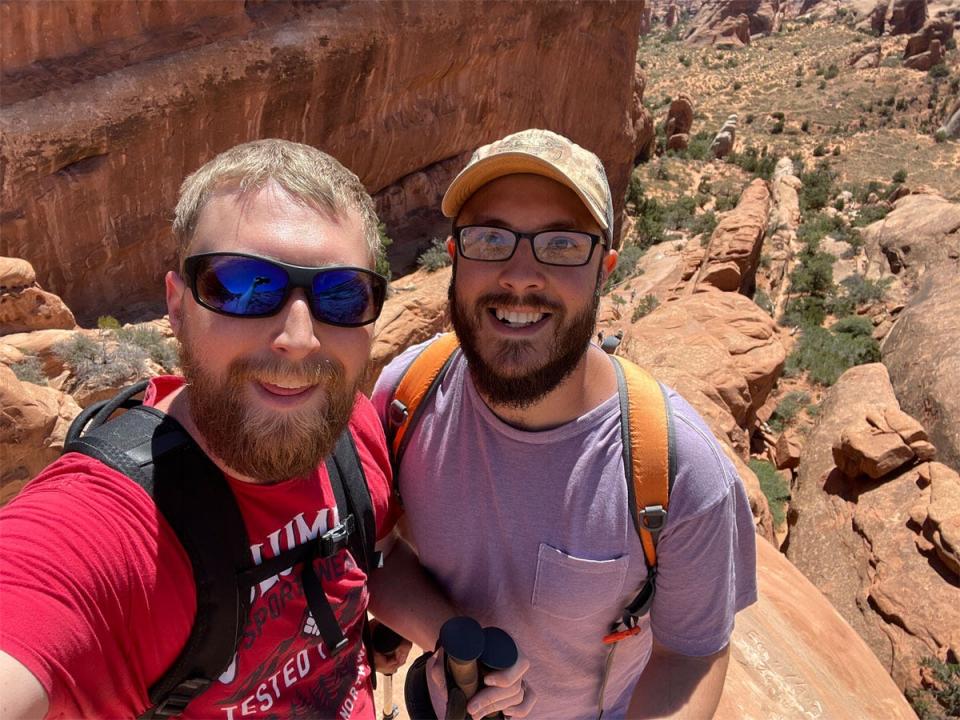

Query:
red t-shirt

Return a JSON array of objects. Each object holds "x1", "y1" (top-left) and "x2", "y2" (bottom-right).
[{"x1": 0, "y1": 376, "x2": 396, "y2": 719}]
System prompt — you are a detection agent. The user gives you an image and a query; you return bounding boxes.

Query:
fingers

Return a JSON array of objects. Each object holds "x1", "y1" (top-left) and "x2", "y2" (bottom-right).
[
  {"x1": 373, "y1": 639, "x2": 412, "y2": 675},
  {"x1": 426, "y1": 649, "x2": 449, "y2": 717},
  {"x1": 466, "y1": 652, "x2": 534, "y2": 719}
]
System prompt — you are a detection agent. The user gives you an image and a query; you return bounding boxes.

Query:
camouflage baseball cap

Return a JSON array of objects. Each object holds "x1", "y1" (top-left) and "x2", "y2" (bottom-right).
[{"x1": 441, "y1": 129, "x2": 615, "y2": 241}]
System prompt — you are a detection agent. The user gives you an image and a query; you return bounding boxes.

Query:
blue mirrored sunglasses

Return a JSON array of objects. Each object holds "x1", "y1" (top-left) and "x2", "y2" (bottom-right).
[{"x1": 182, "y1": 252, "x2": 387, "y2": 327}]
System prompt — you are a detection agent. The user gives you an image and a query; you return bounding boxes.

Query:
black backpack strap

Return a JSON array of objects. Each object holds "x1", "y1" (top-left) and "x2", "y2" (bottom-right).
[{"x1": 65, "y1": 405, "x2": 252, "y2": 719}]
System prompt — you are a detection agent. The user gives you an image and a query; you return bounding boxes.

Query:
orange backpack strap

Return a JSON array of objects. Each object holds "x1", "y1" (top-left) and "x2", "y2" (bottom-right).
[
  {"x1": 387, "y1": 333, "x2": 461, "y2": 471},
  {"x1": 603, "y1": 355, "x2": 675, "y2": 644}
]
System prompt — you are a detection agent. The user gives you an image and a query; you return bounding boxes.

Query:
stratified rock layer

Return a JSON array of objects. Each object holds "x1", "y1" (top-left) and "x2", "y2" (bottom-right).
[{"x1": 1, "y1": 1, "x2": 650, "y2": 321}]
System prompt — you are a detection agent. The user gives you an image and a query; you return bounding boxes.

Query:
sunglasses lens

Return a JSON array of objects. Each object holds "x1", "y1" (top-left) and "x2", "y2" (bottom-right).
[
  {"x1": 193, "y1": 255, "x2": 288, "y2": 316},
  {"x1": 311, "y1": 268, "x2": 385, "y2": 326}
]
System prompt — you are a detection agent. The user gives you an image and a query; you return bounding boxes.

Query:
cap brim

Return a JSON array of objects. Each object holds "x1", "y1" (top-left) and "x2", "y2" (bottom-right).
[{"x1": 441, "y1": 153, "x2": 610, "y2": 235}]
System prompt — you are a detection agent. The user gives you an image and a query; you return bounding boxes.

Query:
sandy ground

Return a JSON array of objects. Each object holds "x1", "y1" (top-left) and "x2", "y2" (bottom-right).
[{"x1": 373, "y1": 643, "x2": 424, "y2": 720}]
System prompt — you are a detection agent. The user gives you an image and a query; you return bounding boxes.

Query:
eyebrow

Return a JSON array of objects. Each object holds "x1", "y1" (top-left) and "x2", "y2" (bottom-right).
[{"x1": 465, "y1": 215, "x2": 583, "y2": 232}]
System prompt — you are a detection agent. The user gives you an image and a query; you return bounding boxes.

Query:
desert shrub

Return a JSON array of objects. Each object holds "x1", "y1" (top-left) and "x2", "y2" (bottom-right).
[
  {"x1": 785, "y1": 318, "x2": 880, "y2": 385},
  {"x1": 833, "y1": 197, "x2": 845, "y2": 211},
  {"x1": 818, "y1": 80, "x2": 827, "y2": 90},
  {"x1": 771, "y1": 119, "x2": 785, "y2": 134},
  {"x1": 114, "y1": 326, "x2": 179, "y2": 371},
  {"x1": 853, "y1": 204, "x2": 890, "y2": 227},
  {"x1": 801, "y1": 119, "x2": 810, "y2": 132},
  {"x1": 896, "y1": 97, "x2": 909, "y2": 111},
  {"x1": 745, "y1": 113, "x2": 755, "y2": 124},
  {"x1": 631, "y1": 295, "x2": 660, "y2": 322},
  {"x1": 605, "y1": 243, "x2": 645, "y2": 292},
  {"x1": 799, "y1": 161, "x2": 835, "y2": 212},
  {"x1": 892, "y1": 168, "x2": 908, "y2": 184},
  {"x1": 813, "y1": 144, "x2": 827, "y2": 157},
  {"x1": 782, "y1": 295, "x2": 831, "y2": 328},
  {"x1": 733, "y1": 80, "x2": 742, "y2": 90},
  {"x1": 830, "y1": 274, "x2": 891, "y2": 316},
  {"x1": 754, "y1": 289, "x2": 774, "y2": 316},
  {"x1": 678, "y1": 54, "x2": 691, "y2": 68},
  {"x1": 687, "y1": 210, "x2": 718, "y2": 238},
  {"x1": 768, "y1": 391, "x2": 810, "y2": 433},
  {"x1": 929, "y1": 63, "x2": 950, "y2": 79},
  {"x1": 10, "y1": 355, "x2": 47, "y2": 385},
  {"x1": 727, "y1": 146, "x2": 778, "y2": 180},
  {"x1": 771, "y1": 111, "x2": 785, "y2": 121},
  {"x1": 54, "y1": 333, "x2": 148, "y2": 387},
  {"x1": 934, "y1": 129, "x2": 948, "y2": 143},
  {"x1": 98, "y1": 315, "x2": 121, "y2": 330},
  {"x1": 376, "y1": 222, "x2": 393, "y2": 279},
  {"x1": 417, "y1": 237, "x2": 452, "y2": 272},
  {"x1": 797, "y1": 211, "x2": 854, "y2": 245},
  {"x1": 824, "y1": 64, "x2": 839, "y2": 80},
  {"x1": 832, "y1": 146, "x2": 841, "y2": 156},
  {"x1": 675, "y1": 131, "x2": 714, "y2": 161},
  {"x1": 748, "y1": 459, "x2": 790, "y2": 526}
]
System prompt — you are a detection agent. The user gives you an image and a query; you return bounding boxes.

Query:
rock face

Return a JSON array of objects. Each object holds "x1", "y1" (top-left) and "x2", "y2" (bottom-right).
[
  {"x1": 904, "y1": 17, "x2": 954, "y2": 58},
  {"x1": 888, "y1": 0, "x2": 929, "y2": 35},
  {"x1": 832, "y1": 406, "x2": 935, "y2": 479},
  {"x1": 882, "y1": 271, "x2": 960, "y2": 472},
  {"x1": 902, "y1": 38, "x2": 943, "y2": 69},
  {"x1": 694, "y1": 179, "x2": 770, "y2": 295},
  {"x1": 862, "y1": 193, "x2": 960, "y2": 283},
  {"x1": 0, "y1": 364, "x2": 81, "y2": 506},
  {"x1": 665, "y1": 94, "x2": 694, "y2": 137},
  {"x1": 849, "y1": 42, "x2": 883, "y2": 68},
  {"x1": 940, "y1": 99, "x2": 960, "y2": 138},
  {"x1": 0, "y1": 257, "x2": 76, "y2": 335},
  {"x1": 786, "y1": 363, "x2": 960, "y2": 691},
  {"x1": 686, "y1": 0, "x2": 782, "y2": 46},
  {"x1": 716, "y1": 539, "x2": 917, "y2": 720},
  {"x1": 0, "y1": 1, "x2": 650, "y2": 321}
]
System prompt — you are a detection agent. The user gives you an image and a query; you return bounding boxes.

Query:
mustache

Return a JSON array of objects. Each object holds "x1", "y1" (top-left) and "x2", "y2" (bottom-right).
[
  {"x1": 476, "y1": 292, "x2": 563, "y2": 313},
  {"x1": 227, "y1": 355, "x2": 345, "y2": 385}
]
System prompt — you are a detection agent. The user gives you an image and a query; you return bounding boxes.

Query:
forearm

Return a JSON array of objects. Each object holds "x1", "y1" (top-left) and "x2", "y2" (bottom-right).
[
  {"x1": 626, "y1": 640, "x2": 730, "y2": 719},
  {"x1": 367, "y1": 534, "x2": 458, "y2": 650},
  {"x1": 0, "y1": 650, "x2": 49, "y2": 719}
]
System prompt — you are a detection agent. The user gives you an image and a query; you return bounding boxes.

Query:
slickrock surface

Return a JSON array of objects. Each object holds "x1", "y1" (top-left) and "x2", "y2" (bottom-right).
[
  {"x1": 0, "y1": 364, "x2": 80, "y2": 506},
  {"x1": 0, "y1": 1, "x2": 650, "y2": 321},
  {"x1": 786, "y1": 362, "x2": 960, "y2": 690},
  {"x1": 0, "y1": 257, "x2": 75, "y2": 334},
  {"x1": 686, "y1": 0, "x2": 782, "y2": 46},
  {"x1": 882, "y1": 271, "x2": 960, "y2": 472}
]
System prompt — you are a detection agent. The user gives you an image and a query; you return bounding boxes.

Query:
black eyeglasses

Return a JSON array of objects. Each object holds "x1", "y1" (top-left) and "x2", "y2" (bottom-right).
[
  {"x1": 182, "y1": 252, "x2": 387, "y2": 327},
  {"x1": 454, "y1": 225, "x2": 607, "y2": 267}
]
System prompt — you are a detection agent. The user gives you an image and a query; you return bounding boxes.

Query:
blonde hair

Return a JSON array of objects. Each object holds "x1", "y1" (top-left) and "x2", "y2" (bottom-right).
[{"x1": 173, "y1": 139, "x2": 381, "y2": 267}]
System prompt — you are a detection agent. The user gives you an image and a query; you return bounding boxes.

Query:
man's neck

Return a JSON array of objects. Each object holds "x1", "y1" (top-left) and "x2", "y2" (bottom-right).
[
  {"x1": 153, "y1": 385, "x2": 264, "y2": 485},
  {"x1": 477, "y1": 344, "x2": 618, "y2": 431}
]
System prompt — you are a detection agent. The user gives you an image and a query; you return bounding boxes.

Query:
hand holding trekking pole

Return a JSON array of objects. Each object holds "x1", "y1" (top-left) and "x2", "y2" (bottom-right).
[
  {"x1": 429, "y1": 617, "x2": 535, "y2": 719},
  {"x1": 372, "y1": 621, "x2": 411, "y2": 720}
]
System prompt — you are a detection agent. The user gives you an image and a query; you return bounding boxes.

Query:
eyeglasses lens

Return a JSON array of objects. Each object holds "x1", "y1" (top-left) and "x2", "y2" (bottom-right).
[
  {"x1": 459, "y1": 226, "x2": 594, "y2": 266},
  {"x1": 533, "y1": 232, "x2": 592, "y2": 265},
  {"x1": 196, "y1": 256, "x2": 287, "y2": 316}
]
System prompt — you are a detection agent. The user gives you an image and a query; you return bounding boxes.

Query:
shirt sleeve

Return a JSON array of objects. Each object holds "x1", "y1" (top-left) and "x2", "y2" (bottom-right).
[
  {"x1": 349, "y1": 393, "x2": 400, "y2": 541},
  {"x1": 648, "y1": 396, "x2": 758, "y2": 657}
]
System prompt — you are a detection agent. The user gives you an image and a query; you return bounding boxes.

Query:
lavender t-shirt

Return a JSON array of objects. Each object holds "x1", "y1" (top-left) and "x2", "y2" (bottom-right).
[{"x1": 372, "y1": 339, "x2": 757, "y2": 719}]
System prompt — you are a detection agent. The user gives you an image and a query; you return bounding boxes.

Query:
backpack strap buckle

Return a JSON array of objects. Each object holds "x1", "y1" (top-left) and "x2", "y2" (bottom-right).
[
  {"x1": 318, "y1": 514, "x2": 355, "y2": 558},
  {"x1": 389, "y1": 399, "x2": 409, "y2": 428},
  {"x1": 149, "y1": 678, "x2": 211, "y2": 717},
  {"x1": 638, "y1": 505, "x2": 666, "y2": 540}
]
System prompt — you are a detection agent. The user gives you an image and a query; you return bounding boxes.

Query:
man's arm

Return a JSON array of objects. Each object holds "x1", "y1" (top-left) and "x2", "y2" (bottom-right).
[
  {"x1": 626, "y1": 639, "x2": 730, "y2": 719},
  {"x1": 0, "y1": 651, "x2": 48, "y2": 719}
]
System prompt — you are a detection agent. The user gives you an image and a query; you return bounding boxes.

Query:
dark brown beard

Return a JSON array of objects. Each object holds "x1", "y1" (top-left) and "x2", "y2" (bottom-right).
[
  {"x1": 449, "y1": 265, "x2": 600, "y2": 410},
  {"x1": 177, "y1": 335, "x2": 358, "y2": 483}
]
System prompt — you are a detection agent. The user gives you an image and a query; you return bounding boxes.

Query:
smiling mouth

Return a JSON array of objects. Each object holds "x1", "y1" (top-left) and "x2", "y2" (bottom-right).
[
  {"x1": 257, "y1": 379, "x2": 317, "y2": 397},
  {"x1": 491, "y1": 308, "x2": 549, "y2": 328}
]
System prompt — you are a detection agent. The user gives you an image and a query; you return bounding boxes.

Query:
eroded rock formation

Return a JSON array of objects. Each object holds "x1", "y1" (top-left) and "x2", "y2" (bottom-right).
[
  {"x1": 0, "y1": 1, "x2": 651, "y2": 322},
  {"x1": 0, "y1": 257, "x2": 75, "y2": 335},
  {"x1": 786, "y1": 363, "x2": 960, "y2": 690},
  {"x1": 685, "y1": 0, "x2": 782, "y2": 46}
]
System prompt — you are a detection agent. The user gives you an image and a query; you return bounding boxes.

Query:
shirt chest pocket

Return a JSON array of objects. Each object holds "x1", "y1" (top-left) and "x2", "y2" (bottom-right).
[{"x1": 531, "y1": 543, "x2": 629, "y2": 620}]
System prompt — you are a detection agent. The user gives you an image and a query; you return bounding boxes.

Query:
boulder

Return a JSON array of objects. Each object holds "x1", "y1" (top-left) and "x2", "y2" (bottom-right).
[
  {"x1": 0, "y1": 364, "x2": 81, "y2": 506},
  {"x1": 882, "y1": 271, "x2": 960, "y2": 472},
  {"x1": 0, "y1": 258, "x2": 36, "y2": 287},
  {"x1": 665, "y1": 94, "x2": 694, "y2": 137},
  {"x1": 711, "y1": 114, "x2": 738, "y2": 159},
  {"x1": 861, "y1": 193, "x2": 960, "y2": 282},
  {"x1": 902, "y1": 38, "x2": 943, "y2": 70},
  {"x1": 848, "y1": 42, "x2": 882, "y2": 69},
  {"x1": 685, "y1": 1, "x2": 780, "y2": 46},
  {"x1": 832, "y1": 407, "x2": 931, "y2": 479},
  {"x1": 695, "y1": 179, "x2": 770, "y2": 295},
  {"x1": 773, "y1": 430, "x2": 802, "y2": 470},
  {"x1": 1, "y1": 1, "x2": 648, "y2": 321},
  {"x1": 904, "y1": 17, "x2": 954, "y2": 58},
  {"x1": 716, "y1": 539, "x2": 918, "y2": 720},
  {"x1": 666, "y1": 133, "x2": 689, "y2": 151},
  {"x1": 786, "y1": 363, "x2": 960, "y2": 691},
  {"x1": 925, "y1": 462, "x2": 960, "y2": 576}
]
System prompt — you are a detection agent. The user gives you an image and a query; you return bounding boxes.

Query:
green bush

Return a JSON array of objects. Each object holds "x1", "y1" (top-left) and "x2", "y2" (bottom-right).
[
  {"x1": 631, "y1": 295, "x2": 660, "y2": 322},
  {"x1": 785, "y1": 318, "x2": 880, "y2": 385},
  {"x1": 801, "y1": 119, "x2": 810, "y2": 132},
  {"x1": 768, "y1": 391, "x2": 810, "y2": 433},
  {"x1": 797, "y1": 211, "x2": 854, "y2": 245},
  {"x1": 754, "y1": 289, "x2": 774, "y2": 316},
  {"x1": 799, "y1": 162, "x2": 835, "y2": 212},
  {"x1": 831, "y1": 274, "x2": 891, "y2": 317},
  {"x1": 934, "y1": 129, "x2": 948, "y2": 144},
  {"x1": 813, "y1": 144, "x2": 827, "y2": 157},
  {"x1": 10, "y1": 355, "x2": 47, "y2": 385},
  {"x1": 824, "y1": 64, "x2": 839, "y2": 80},
  {"x1": 114, "y1": 326, "x2": 179, "y2": 372},
  {"x1": 929, "y1": 63, "x2": 950, "y2": 79},
  {"x1": 892, "y1": 169, "x2": 908, "y2": 184},
  {"x1": 54, "y1": 333, "x2": 148, "y2": 388},
  {"x1": 417, "y1": 237, "x2": 452, "y2": 272},
  {"x1": 97, "y1": 315, "x2": 121, "y2": 330},
  {"x1": 675, "y1": 131, "x2": 714, "y2": 161},
  {"x1": 727, "y1": 146, "x2": 778, "y2": 180},
  {"x1": 376, "y1": 222, "x2": 393, "y2": 280},
  {"x1": 853, "y1": 204, "x2": 890, "y2": 227},
  {"x1": 748, "y1": 459, "x2": 790, "y2": 526},
  {"x1": 771, "y1": 119, "x2": 785, "y2": 134},
  {"x1": 604, "y1": 243, "x2": 645, "y2": 292},
  {"x1": 687, "y1": 210, "x2": 718, "y2": 238},
  {"x1": 782, "y1": 295, "x2": 831, "y2": 328}
]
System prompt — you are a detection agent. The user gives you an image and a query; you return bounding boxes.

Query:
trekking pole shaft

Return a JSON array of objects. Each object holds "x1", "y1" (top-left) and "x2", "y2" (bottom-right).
[{"x1": 447, "y1": 656, "x2": 480, "y2": 699}]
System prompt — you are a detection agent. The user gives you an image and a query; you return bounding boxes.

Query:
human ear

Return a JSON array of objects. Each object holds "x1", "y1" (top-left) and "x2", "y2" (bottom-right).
[
  {"x1": 446, "y1": 236, "x2": 456, "y2": 260},
  {"x1": 165, "y1": 270, "x2": 187, "y2": 337},
  {"x1": 602, "y1": 249, "x2": 619, "y2": 282}
]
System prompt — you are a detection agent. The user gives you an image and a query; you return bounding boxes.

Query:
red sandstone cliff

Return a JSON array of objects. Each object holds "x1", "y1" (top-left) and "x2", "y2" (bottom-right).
[{"x1": 0, "y1": 0, "x2": 652, "y2": 322}]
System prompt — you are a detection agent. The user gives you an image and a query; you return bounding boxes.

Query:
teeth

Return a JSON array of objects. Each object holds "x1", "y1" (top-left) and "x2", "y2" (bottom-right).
[
  {"x1": 495, "y1": 309, "x2": 544, "y2": 326},
  {"x1": 262, "y1": 379, "x2": 313, "y2": 390}
]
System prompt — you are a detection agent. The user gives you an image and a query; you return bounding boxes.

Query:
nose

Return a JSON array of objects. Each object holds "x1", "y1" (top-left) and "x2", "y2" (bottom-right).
[
  {"x1": 498, "y1": 236, "x2": 546, "y2": 294},
  {"x1": 271, "y1": 289, "x2": 322, "y2": 361}
]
